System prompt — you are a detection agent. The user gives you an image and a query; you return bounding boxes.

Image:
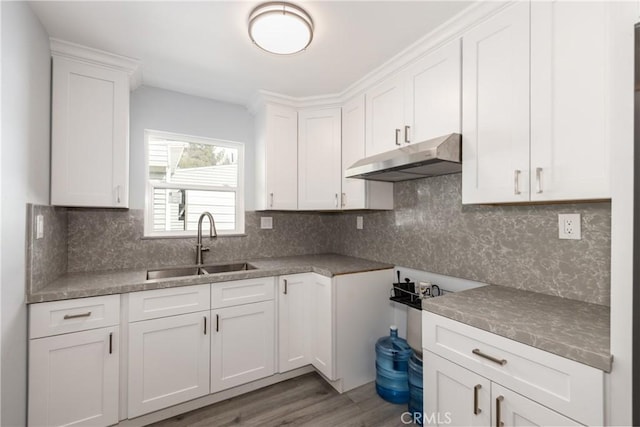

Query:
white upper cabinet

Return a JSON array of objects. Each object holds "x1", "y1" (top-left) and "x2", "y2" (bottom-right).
[
  {"x1": 463, "y1": 1, "x2": 614, "y2": 204},
  {"x1": 365, "y1": 75, "x2": 405, "y2": 156},
  {"x1": 404, "y1": 39, "x2": 462, "y2": 144},
  {"x1": 341, "y1": 95, "x2": 393, "y2": 210},
  {"x1": 462, "y1": 2, "x2": 531, "y2": 204},
  {"x1": 530, "y1": 1, "x2": 611, "y2": 201},
  {"x1": 255, "y1": 103, "x2": 298, "y2": 210},
  {"x1": 51, "y1": 55, "x2": 131, "y2": 208},
  {"x1": 298, "y1": 107, "x2": 342, "y2": 210}
]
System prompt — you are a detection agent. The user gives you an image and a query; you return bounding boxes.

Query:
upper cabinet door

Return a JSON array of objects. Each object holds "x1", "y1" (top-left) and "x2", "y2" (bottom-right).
[
  {"x1": 51, "y1": 56, "x2": 129, "y2": 208},
  {"x1": 256, "y1": 105, "x2": 298, "y2": 210},
  {"x1": 530, "y1": 1, "x2": 611, "y2": 201},
  {"x1": 341, "y1": 96, "x2": 367, "y2": 209},
  {"x1": 405, "y1": 39, "x2": 462, "y2": 144},
  {"x1": 298, "y1": 107, "x2": 342, "y2": 210},
  {"x1": 462, "y1": 2, "x2": 531, "y2": 204},
  {"x1": 365, "y1": 75, "x2": 405, "y2": 156}
]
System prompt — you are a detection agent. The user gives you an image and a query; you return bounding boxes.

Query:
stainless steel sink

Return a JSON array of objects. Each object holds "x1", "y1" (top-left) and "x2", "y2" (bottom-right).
[{"x1": 146, "y1": 262, "x2": 257, "y2": 280}]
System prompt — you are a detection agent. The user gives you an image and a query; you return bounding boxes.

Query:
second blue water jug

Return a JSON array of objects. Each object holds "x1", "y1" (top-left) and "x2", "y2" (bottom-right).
[{"x1": 375, "y1": 325, "x2": 412, "y2": 404}]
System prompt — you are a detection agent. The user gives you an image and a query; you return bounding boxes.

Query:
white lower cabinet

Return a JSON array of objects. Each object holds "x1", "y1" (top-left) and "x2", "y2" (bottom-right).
[
  {"x1": 211, "y1": 301, "x2": 275, "y2": 392},
  {"x1": 29, "y1": 326, "x2": 120, "y2": 427},
  {"x1": 127, "y1": 311, "x2": 210, "y2": 418},
  {"x1": 278, "y1": 274, "x2": 312, "y2": 372},
  {"x1": 309, "y1": 274, "x2": 335, "y2": 380}
]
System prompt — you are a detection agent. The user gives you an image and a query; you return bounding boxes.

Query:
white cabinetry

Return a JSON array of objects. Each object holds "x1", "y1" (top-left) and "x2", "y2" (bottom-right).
[
  {"x1": 298, "y1": 107, "x2": 342, "y2": 210},
  {"x1": 278, "y1": 274, "x2": 312, "y2": 372},
  {"x1": 365, "y1": 75, "x2": 405, "y2": 156},
  {"x1": 127, "y1": 285, "x2": 211, "y2": 418},
  {"x1": 255, "y1": 103, "x2": 298, "y2": 210},
  {"x1": 28, "y1": 295, "x2": 120, "y2": 427},
  {"x1": 210, "y1": 277, "x2": 276, "y2": 392},
  {"x1": 462, "y1": 1, "x2": 614, "y2": 204},
  {"x1": 341, "y1": 95, "x2": 394, "y2": 210},
  {"x1": 50, "y1": 40, "x2": 138, "y2": 208},
  {"x1": 309, "y1": 274, "x2": 335, "y2": 379},
  {"x1": 423, "y1": 312, "x2": 604, "y2": 426}
]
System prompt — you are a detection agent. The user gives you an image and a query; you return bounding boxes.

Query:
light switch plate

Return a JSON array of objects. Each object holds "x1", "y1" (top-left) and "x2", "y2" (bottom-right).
[
  {"x1": 558, "y1": 213, "x2": 581, "y2": 240},
  {"x1": 260, "y1": 217, "x2": 273, "y2": 229},
  {"x1": 356, "y1": 216, "x2": 363, "y2": 230},
  {"x1": 36, "y1": 215, "x2": 44, "y2": 239}
]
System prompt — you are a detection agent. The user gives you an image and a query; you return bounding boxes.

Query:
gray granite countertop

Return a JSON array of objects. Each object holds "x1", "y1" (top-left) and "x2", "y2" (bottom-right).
[
  {"x1": 422, "y1": 285, "x2": 612, "y2": 372},
  {"x1": 27, "y1": 254, "x2": 394, "y2": 303}
]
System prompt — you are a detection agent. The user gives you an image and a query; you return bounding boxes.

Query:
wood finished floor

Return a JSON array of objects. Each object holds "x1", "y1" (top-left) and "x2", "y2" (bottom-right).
[{"x1": 147, "y1": 373, "x2": 409, "y2": 427}]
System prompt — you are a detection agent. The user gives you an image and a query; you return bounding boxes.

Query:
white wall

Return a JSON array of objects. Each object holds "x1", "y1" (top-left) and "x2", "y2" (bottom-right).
[
  {"x1": 129, "y1": 85, "x2": 255, "y2": 210},
  {"x1": 1, "y1": 2, "x2": 51, "y2": 425}
]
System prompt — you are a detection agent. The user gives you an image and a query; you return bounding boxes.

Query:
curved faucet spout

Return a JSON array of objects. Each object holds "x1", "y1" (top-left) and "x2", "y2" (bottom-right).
[{"x1": 196, "y1": 212, "x2": 217, "y2": 265}]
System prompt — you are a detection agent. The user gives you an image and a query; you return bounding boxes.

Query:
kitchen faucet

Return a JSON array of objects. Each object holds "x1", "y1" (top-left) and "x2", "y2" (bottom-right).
[{"x1": 196, "y1": 211, "x2": 217, "y2": 265}]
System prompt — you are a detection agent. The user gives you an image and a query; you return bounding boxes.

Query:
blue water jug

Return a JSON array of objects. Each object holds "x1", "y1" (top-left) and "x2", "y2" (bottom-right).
[
  {"x1": 375, "y1": 325, "x2": 412, "y2": 404},
  {"x1": 408, "y1": 352, "x2": 424, "y2": 424}
]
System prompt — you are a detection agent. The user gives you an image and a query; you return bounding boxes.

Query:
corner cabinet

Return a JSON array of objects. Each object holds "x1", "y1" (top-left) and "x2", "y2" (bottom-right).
[
  {"x1": 462, "y1": 1, "x2": 615, "y2": 204},
  {"x1": 254, "y1": 103, "x2": 299, "y2": 210},
  {"x1": 298, "y1": 107, "x2": 342, "y2": 210},
  {"x1": 50, "y1": 41, "x2": 138, "y2": 208}
]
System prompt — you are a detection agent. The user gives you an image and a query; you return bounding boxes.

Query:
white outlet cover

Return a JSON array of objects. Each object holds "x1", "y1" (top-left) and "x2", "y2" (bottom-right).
[
  {"x1": 260, "y1": 217, "x2": 273, "y2": 229},
  {"x1": 558, "y1": 213, "x2": 581, "y2": 240},
  {"x1": 356, "y1": 216, "x2": 364, "y2": 230}
]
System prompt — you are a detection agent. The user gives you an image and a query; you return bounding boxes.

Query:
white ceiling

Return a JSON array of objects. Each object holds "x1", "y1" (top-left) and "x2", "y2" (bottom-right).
[{"x1": 29, "y1": 1, "x2": 472, "y2": 106}]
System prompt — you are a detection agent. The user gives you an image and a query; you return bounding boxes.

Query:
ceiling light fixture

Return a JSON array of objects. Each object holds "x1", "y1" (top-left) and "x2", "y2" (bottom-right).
[{"x1": 248, "y1": 2, "x2": 314, "y2": 55}]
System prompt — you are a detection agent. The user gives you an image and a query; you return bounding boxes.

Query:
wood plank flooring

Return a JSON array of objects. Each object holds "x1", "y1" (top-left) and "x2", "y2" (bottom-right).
[{"x1": 147, "y1": 373, "x2": 410, "y2": 427}]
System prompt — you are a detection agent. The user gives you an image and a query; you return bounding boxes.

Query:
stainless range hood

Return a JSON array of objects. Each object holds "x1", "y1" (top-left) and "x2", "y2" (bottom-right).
[{"x1": 345, "y1": 133, "x2": 461, "y2": 182}]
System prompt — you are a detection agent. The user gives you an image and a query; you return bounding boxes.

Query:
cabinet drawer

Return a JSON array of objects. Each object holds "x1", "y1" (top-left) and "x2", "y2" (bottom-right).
[
  {"x1": 129, "y1": 284, "x2": 210, "y2": 322},
  {"x1": 30, "y1": 295, "x2": 120, "y2": 339},
  {"x1": 423, "y1": 312, "x2": 603, "y2": 426},
  {"x1": 211, "y1": 277, "x2": 275, "y2": 308}
]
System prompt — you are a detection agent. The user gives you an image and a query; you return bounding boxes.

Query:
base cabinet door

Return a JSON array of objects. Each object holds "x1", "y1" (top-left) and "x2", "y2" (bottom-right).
[
  {"x1": 491, "y1": 383, "x2": 580, "y2": 427},
  {"x1": 278, "y1": 274, "x2": 312, "y2": 372},
  {"x1": 310, "y1": 274, "x2": 335, "y2": 380},
  {"x1": 28, "y1": 326, "x2": 119, "y2": 427},
  {"x1": 423, "y1": 351, "x2": 491, "y2": 427},
  {"x1": 128, "y1": 312, "x2": 210, "y2": 418},
  {"x1": 211, "y1": 301, "x2": 275, "y2": 392}
]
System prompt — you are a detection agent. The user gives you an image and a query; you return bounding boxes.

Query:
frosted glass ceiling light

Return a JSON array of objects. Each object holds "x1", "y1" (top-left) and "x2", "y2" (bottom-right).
[{"x1": 248, "y1": 2, "x2": 314, "y2": 55}]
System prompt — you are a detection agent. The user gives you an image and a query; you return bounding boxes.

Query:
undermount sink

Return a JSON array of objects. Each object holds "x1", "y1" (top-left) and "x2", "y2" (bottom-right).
[{"x1": 146, "y1": 262, "x2": 257, "y2": 280}]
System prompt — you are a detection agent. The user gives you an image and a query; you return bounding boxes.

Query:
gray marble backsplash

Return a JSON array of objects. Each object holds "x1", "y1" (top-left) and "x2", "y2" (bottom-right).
[
  {"x1": 66, "y1": 209, "x2": 335, "y2": 272},
  {"x1": 26, "y1": 204, "x2": 68, "y2": 293},
  {"x1": 330, "y1": 174, "x2": 611, "y2": 306}
]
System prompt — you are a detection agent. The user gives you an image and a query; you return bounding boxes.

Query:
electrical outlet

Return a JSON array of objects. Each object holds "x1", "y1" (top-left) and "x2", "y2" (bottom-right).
[
  {"x1": 558, "y1": 214, "x2": 581, "y2": 240},
  {"x1": 356, "y1": 216, "x2": 363, "y2": 230},
  {"x1": 260, "y1": 217, "x2": 273, "y2": 230},
  {"x1": 36, "y1": 215, "x2": 44, "y2": 239}
]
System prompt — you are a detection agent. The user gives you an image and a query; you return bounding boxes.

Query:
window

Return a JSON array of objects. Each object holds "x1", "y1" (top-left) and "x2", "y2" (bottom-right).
[{"x1": 144, "y1": 130, "x2": 245, "y2": 237}]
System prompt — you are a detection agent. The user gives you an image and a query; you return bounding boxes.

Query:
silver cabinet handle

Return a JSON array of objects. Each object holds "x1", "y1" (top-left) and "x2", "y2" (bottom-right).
[
  {"x1": 283, "y1": 279, "x2": 288, "y2": 295},
  {"x1": 204, "y1": 316, "x2": 207, "y2": 335},
  {"x1": 536, "y1": 167, "x2": 543, "y2": 194},
  {"x1": 109, "y1": 332, "x2": 113, "y2": 354},
  {"x1": 216, "y1": 314, "x2": 220, "y2": 332},
  {"x1": 514, "y1": 170, "x2": 521, "y2": 195},
  {"x1": 472, "y1": 348, "x2": 507, "y2": 366},
  {"x1": 116, "y1": 186, "x2": 121, "y2": 204},
  {"x1": 335, "y1": 193, "x2": 339, "y2": 208},
  {"x1": 496, "y1": 395, "x2": 504, "y2": 427},
  {"x1": 64, "y1": 312, "x2": 91, "y2": 320},
  {"x1": 395, "y1": 129, "x2": 401, "y2": 146},
  {"x1": 404, "y1": 125, "x2": 411, "y2": 143},
  {"x1": 473, "y1": 384, "x2": 482, "y2": 415},
  {"x1": 269, "y1": 192, "x2": 274, "y2": 208},
  {"x1": 341, "y1": 193, "x2": 346, "y2": 208}
]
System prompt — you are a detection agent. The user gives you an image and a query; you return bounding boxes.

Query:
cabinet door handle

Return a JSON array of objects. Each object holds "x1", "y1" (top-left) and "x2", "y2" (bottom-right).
[
  {"x1": 216, "y1": 314, "x2": 220, "y2": 332},
  {"x1": 472, "y1": 348, "x2": 507, "y2": 366},
  {"x1": 109, "y1": 332, "x2": 113, "y2": 354},
  {"x1": 513, "y1": 170, "x2": 521, "y2": 195},
  {"x1": 341, "y1": 193, "x2": 346, "y2": 208},
  {"x1": 335, "y1": 193, "x2": 339, "y2": 208},
  {"x1": 269, "y1": 192, "x2": 274, "y2": 208},
  {"x1": 116, "y1": 186, "x2": 121, "y2": 204},
  {"x1": 395, "y1": 129, "x2": 401, "y2": 146},
  {"x1": 536, "y1": 167, "x2": 543, "y2": 194},
  {"x1": 284, "y1": 279, "x2": 288, "y2": 295},
  {"x1": 473, "y1": 384, "x2": 482, "y2": 415},
  {"x1": 404, "y1": 125, "x2": 411, "y2": 143},
  {"x1": 204, "y1": 316, "x2": 207, "y2": 335},
  {"x1": 64, "y1": 311, "x2": 91, "y2": 320},
  {"x1": 496, "y1": 395, "x2": 504, "y2": 427}
]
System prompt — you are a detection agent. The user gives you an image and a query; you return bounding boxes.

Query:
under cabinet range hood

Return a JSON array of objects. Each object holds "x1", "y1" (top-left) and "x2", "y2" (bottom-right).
[{"x1": 345, "y1": 133, "x2": 462, "y2": 182}]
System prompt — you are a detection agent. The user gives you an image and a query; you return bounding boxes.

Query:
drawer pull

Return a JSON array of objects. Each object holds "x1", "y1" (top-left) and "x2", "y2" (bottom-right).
[
  {"x1": 472, "y1": 348, "x2": 507, "y2": 366},
  {"x1": 473, "y1": 384, "x2": 482, "y2": 415},
  {"x1": 109, "y1": 332, "x2": 113, "y2": 354},
  {"x1": 63, "y1": 311, "x2": 92, "y2": 320},
  {"x1": 496, "y1": 395, "x2": 504, "y2": 427},
  {"x1": 216, "y1": 314, "x2": 220, "y2": 332}
]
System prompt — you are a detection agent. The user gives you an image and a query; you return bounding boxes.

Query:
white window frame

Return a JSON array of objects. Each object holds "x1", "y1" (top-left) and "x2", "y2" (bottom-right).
[{"x1": 143, "y1": 129, "x2": 245, "y2": 237}]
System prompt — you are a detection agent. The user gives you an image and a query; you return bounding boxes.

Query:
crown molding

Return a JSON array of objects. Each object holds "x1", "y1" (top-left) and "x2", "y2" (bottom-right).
[
  {"x1": 246, "y1": 0, "x2": 512, "y2": 112},
  {"x1": 50, "y1": 38, "x2": 142, "y2": 91}
]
